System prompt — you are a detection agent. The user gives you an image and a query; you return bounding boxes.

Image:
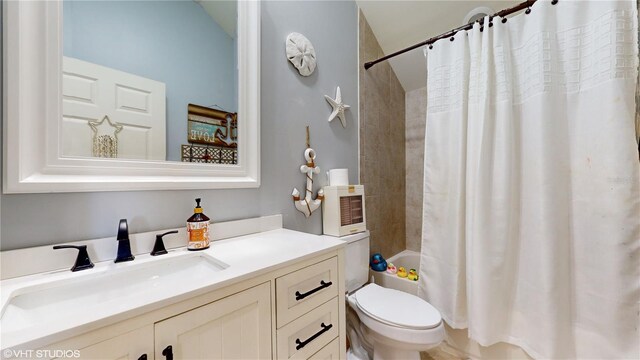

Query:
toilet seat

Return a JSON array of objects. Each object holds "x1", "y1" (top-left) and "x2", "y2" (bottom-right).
[{"x1": 353, "y1": 283, "x2": 442, "y2": 330}]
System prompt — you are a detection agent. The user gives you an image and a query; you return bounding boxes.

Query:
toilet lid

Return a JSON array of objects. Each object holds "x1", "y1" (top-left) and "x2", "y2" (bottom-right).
[{"x1": 354, "y1": 283, "x2": 442, "y2": 330}]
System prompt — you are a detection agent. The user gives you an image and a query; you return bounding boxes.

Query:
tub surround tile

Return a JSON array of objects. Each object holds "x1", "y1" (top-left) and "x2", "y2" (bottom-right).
[
  {"x1": 405, "y1": 86, "x2": 427, "y2": 252},
  {"x1": 365, "y1": 195, "x2": 379, "y2": 232},
  {"x1": 359, "y1": 11, "x2": 406, "y2": 259},
  {"x1": 364, "y1": 159, "x2": 381, "y2": 197},
  {"x1": 637, "y1": 1, "x2": 640, "y2": 149},
  {"x1": 363, "y1": 16, "x2": 382, "y2": 63}
]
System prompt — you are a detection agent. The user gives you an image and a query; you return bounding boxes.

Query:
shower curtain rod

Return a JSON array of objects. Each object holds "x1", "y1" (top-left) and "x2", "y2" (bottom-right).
[{"x1": 364, "y1": 0, "x2": 553, "y2": 70}]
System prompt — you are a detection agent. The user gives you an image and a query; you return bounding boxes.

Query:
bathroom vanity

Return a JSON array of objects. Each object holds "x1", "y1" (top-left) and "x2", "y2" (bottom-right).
[{"x1": 0, "y1": 220, "x2": 346, "y2": 360}]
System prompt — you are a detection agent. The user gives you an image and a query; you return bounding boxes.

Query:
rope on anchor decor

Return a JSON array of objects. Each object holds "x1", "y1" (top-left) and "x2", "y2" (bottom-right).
[{"x1": 292, "y1": 126, "x2": 324, "y2": 217}]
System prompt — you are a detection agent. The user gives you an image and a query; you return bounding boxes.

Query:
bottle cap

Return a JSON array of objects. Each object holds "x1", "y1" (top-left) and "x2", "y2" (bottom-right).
[{"x1": 194, "y1": 198, "x2": 203, "y2": 213}]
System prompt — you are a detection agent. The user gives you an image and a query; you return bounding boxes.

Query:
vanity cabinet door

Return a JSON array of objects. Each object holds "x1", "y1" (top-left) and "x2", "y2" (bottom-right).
[
  {"x1": 61, "y1": 325, "x2": 153, "y2": 360},
  {"x1": 154, "y1": 282, "x2": 272, "y2": 360}
]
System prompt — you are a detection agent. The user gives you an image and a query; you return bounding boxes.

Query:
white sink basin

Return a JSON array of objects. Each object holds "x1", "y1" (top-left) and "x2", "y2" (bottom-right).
[{"x1": 0, "y1": 252, "x2": 228, "y2": 335}]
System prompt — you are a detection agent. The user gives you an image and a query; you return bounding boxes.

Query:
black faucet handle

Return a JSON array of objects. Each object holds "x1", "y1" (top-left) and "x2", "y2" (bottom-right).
[
  {"x1": 159, "y1": 230, "x2": 179, "y2": 238},
  {"x1": 53, "y1": 245, "x2": 94, "y2": 272},
  {"x1": 117, "y1": 219, "x2": 129, "y2": 240},
  {"x1": 151, "y1": 230, "x2": 178, "y2": 256}
]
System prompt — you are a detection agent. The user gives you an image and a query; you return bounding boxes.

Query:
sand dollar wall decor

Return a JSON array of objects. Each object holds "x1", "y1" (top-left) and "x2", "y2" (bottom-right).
[{"x1": 286, "y1": 32, "x2": 317, "y2": 76}]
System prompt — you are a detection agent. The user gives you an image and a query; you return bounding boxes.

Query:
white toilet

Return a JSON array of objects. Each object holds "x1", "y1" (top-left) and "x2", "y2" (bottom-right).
[{"x1": 338, "y1": 232, "x2": 445, "y2": 360}]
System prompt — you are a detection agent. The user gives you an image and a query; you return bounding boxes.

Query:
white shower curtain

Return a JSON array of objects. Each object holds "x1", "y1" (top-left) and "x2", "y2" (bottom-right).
[{"x1": 418, "y1": 1, "x2": 640, "y2": 359}]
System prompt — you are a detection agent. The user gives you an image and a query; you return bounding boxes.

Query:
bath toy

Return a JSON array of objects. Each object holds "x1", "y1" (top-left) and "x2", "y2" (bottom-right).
[
  {"x1": 369, "y1": 253, "x2": 387, "y2": 272},
  {"x1": 397, "y1": 266, "x2": 407, "y2": 278},
  {"x1": 386, "y1": 263, "x2": 397, "y2": 274},
  {"x1": 408, "y1": 269, "x2": 419, "y2": 281}
]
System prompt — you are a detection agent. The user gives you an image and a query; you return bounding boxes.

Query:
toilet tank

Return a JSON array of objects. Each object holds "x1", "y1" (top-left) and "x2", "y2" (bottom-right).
[{"x1": 339, "y1": 231, "x2": 370, "y2": 293}]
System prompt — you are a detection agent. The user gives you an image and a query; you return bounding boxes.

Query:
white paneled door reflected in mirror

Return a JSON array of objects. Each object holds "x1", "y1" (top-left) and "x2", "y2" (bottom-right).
[{"x1": 62, "y1": 0, "x2": 238, "y2": 164}]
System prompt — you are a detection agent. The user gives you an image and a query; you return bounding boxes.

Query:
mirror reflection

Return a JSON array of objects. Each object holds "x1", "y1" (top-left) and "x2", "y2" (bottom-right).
[{"x1": 62, "y1": 0, "x2": 238, "y2": 164}]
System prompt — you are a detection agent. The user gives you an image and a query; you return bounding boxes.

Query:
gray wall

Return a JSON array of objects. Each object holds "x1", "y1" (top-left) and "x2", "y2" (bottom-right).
[
  {"x1": 0, "y1": 1, "x2": 360, "y2": 250},
  {"x1": 64, "y1": 0, "x2": 238, "y2": 162}
]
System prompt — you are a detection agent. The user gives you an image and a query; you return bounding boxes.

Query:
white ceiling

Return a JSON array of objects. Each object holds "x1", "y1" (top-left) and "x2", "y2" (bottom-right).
[
  {"x1": 196, "y1": 0, "x2": 237, "y2": 39},
  {"x1": 357, "y1": 0, "x2": 521, "y2": 92}
]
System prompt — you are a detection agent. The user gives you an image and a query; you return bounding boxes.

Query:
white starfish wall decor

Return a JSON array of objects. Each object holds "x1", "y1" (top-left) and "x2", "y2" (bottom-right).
[{"x1": 324, "y1": 86, "x2": 350, "y2": 128}]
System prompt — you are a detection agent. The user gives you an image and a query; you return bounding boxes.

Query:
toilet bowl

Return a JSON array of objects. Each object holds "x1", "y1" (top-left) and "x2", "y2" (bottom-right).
[
  {"x1": 347, "y1": 283, "x2": 444, "y2": 360},
  {"x1": 331, "y1": 231, "x2": 445, "y2": 360}
]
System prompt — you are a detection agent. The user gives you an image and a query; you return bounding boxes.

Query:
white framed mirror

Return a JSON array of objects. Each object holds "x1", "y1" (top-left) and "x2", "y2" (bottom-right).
[{"x1": 2, "y1": 0, "x2": 260, "y2": 193}]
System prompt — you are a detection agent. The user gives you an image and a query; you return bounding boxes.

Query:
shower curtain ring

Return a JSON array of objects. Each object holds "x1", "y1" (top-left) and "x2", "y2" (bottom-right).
[
  {"x1": 525, "y1": 7, "x2": 532, "y2": 14},
  {"x1": 501, "y1": 18, "x2": 507, "y2": 23},
  {"x1": 551, "y1": 0, "x2": 558, "y2": 4},
  {"x1": 428, "y1": 44, "x2": 433, "y2": 50}
]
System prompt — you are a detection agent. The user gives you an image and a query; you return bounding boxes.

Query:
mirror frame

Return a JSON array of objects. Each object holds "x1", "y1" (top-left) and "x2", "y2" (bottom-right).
[{"x1": 2, "y1": 0, "x2": 260, "y2": 193}]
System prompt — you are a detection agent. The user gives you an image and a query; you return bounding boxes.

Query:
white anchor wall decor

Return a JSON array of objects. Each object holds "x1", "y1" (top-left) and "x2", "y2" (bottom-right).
[
  {"x1": 216, "y1": 113, "x2": 237, "y2": 147},
  {"x1": 292, "y1": 126, "x2": 324, "y2": 217}
]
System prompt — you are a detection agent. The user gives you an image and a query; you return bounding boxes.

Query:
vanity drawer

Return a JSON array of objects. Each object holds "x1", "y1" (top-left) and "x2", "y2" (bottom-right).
[
  {"x1": 276, "y1": 257, "x2": 338, "y2": 327},
  {"x1": 309, "y1": 337, "x2": 340, "y2": 360},
  {"x1": 276, "y1": 297, "x2": 339, "y2": 360}
]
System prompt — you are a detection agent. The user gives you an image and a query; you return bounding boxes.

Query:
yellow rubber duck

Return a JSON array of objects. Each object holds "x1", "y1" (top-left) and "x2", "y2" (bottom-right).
[
  {"x1": 408, "y1": 269, "x2": 419, "y2": 281},
  {"x1": 397, "y1": 266, "x2": 407, "y2": 278}
]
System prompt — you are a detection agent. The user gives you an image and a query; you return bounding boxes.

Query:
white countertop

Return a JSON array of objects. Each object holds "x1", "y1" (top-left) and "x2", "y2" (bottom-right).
[{"x1": 0, "y1": 229, "x2": 345, "y2": 350}]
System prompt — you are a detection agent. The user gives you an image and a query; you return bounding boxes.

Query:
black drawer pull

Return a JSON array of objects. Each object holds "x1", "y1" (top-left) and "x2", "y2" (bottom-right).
[
  {"x1": 137, "y1": 355, "x2": 147, "y2": 360},
  {"x1": 295, "y1": 280, "x2": 332, "y2": 301},
  {"x1": 295, "y1": 322, "x2": 333, "y2": 350},
  {"x1": 162, "y1": 345, "x2": 173, "y2": 360}
]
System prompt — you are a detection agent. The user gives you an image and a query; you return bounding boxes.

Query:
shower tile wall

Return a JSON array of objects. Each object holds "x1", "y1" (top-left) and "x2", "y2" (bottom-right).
[
  {"x1": 405, "y1": 86, "x2": 427, "y2": 252},
  {"x1": 636, "y1": 1, "x2": 640, "y2": 148},
  {"x1": 359, "y1": 11, "x2": 406, "y2": 258}
]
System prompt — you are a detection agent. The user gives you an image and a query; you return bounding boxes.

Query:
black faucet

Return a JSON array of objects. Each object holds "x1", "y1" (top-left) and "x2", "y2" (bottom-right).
[
  {"x1": 53, "y1": 244, "x2": 94, "y2": 272},
  {"x1": 115, "y1": 219, "x2": 135, "y2": 263}
]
